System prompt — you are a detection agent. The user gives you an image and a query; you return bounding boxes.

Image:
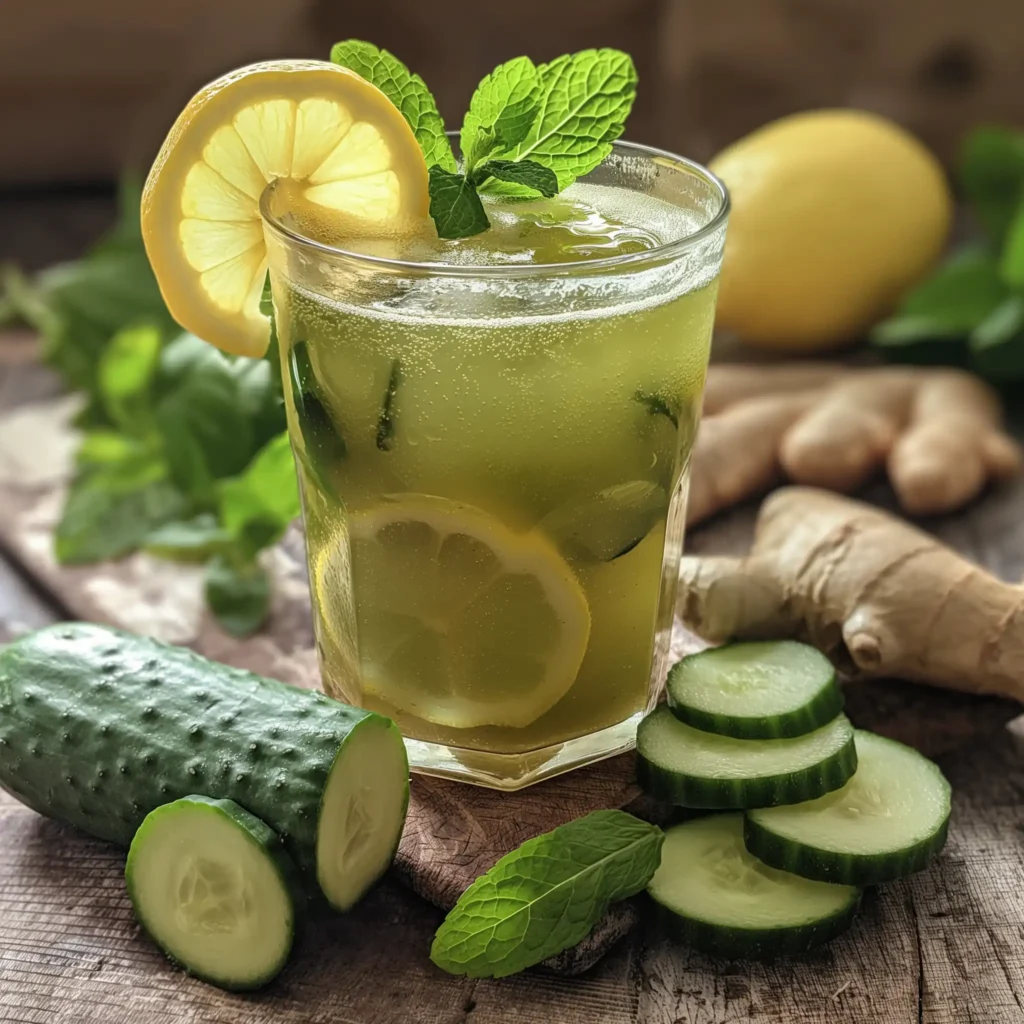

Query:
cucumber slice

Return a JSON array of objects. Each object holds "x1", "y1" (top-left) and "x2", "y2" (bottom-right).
[
  {"x1": 126, "y1": 795, "x2": 303, "y2": 990},
  {"x1": 744, "y1": 730, "x2": 951, "y2": 885},
  {"x1": 539, "y1": 480, "x2": 668, "y2": 562},
  {"x1": 647, "y1": 814, "x2": 861, "y2": 959},
  {"x1": 667, "y1": 641, "x2": 843, "y2": 739},
  {"x1": 636, "y1": 705, "x2": 856, "y2": 808}
]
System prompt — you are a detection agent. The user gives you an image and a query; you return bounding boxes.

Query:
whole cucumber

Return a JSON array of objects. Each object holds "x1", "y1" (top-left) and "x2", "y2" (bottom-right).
[{"x1": 0, "y1": 623, "x2": 409, "y2": 911}]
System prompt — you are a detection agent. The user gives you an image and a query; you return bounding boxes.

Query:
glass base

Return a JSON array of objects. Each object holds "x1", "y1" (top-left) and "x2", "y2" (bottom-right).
[{"x1": 403, "y1": 712, "x2": 644, "y2": 791}]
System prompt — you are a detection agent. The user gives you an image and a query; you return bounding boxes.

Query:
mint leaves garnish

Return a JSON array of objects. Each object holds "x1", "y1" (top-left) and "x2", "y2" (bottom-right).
[
  {"x1": 871, "y1": 125, "x2": 1024, "y2": 383},
  {"x1": 330, "y1": 42, "x2": 638, "y2": 239},
  {"x1": 483, "y1": 49, "x2": 638, "y2": 194},
  {"x1": 430, "y1": 810, "x2": 663, "y2": 978},
  {"x1": 330, "y1": 40, "x2": 456, "y2": 173}
]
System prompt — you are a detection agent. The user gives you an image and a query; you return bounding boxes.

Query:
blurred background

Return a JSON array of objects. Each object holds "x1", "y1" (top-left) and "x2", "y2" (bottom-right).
[{"x1": 3, "y1": 0, "x2": 1024, "y2": 268}]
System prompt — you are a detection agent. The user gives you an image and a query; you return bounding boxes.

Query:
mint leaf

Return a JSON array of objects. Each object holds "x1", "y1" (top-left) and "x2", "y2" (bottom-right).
[
  {"x1": 205, "y1": 555, "x2": 270, "y2": 637},
  {"x1": 7, "y1": 177, "x2": 177, "y2": 417},
  {"x1": 144, "y1": 514, "x2": 230, "y2": 562},
  {"x1": 428, "y1": 166, "x2": 490, "y2": 239},
  {"x1": 218, "y1": 433, "x2": 301, "y2": 558},
  {"x1": 969, "y1": 296, "x2": 1024, "y2": 382},
  {"x1": 430, "y1": 810, "x2": 663, "y2": 978},
  {"x1": 56, "y1": 467, "x2": 186, "y2": 564},
  {"x1": 889, "y1": 248, "x2": 1008, "y2": 330},
  {"x1": 460, "y1": 57, "x2": 541, "y2": 171},
  {"x1": 474, "y1": 159, "x2": 558, "y2": 198},
  {"x1": 375, "y1": 358, "x2": 403, "y2": 451},
  {"x1": 960, "y1": 127, "x2": 1024, "y2": 244},
  {"x1": 1000, "y1": 202, "x2": 1024, "y2": 288},
  {"x1": 98, "y1": 323, "x2": 161, "y2": 432},
  {"x1": 330, "y1": 39, "x2": 456, "y2": 172},
  {"x1": 482, "y1": 49, "x2": 637, "y2": 194}
]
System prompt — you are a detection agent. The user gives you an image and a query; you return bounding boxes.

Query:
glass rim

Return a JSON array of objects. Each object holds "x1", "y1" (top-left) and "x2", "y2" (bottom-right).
[{"x1": 259, "y1": 138, "x2": 730, "y2": 278}]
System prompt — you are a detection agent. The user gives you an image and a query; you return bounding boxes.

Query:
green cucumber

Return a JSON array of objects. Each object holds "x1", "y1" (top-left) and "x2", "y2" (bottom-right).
[
  {"x1": 744, "y1": 730, "x2": 951, "y2": 885},
  {"x1": 126, "y1": 795, "x2": 303, "y2": 990},
  {"x1": 647, "y1": 814, "x2": 861, "y2": 959},
  {"x1": 0, "y1": 623, "x2": 409, "y2": 911},
  {"x1": 667, "y1": 641, "x2": 843, "y2": 739},
  {"x1": 636, "y1": 705, "x2": 856, "y2": 808}
]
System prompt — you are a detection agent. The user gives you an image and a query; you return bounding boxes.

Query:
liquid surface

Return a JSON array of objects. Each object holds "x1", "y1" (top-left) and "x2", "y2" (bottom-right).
[{"x1": 275, "y1": 186, "x2": 720, "y2": 770}]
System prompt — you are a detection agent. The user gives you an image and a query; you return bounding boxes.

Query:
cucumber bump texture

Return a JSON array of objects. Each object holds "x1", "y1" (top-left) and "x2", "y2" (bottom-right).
[{"x1": 0, "y1": 623, "x2": 408, "y2": 907}]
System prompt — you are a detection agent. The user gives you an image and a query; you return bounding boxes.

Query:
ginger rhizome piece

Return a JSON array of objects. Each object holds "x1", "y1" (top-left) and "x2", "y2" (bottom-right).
[
  {"x1": 687, "y1": 364, "x2": 1022, "y2": 526},
  {"x1": 680, "y1": 487, "x2": 1024, "y2": 702}
]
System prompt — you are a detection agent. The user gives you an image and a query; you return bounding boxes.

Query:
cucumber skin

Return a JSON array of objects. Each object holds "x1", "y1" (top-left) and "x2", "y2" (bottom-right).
[
  {"x1": 650, "y1": 890, "x2": 862, "y2": 960},
  {"x1": 126, "y1": 795, "x2": 305, "y2": 992},
  {"x1": 666, "y1": 646, "x2": 844, "y2": 740},
  {"x1": 636, "y1": 728, "x2": 857, "y2": 810},
  {"x1": 0, "y1": 623, "x2": 406, "y2": 900},
  {"x1": 743, "y1": 810, "x2": 951, "y2": 886}
]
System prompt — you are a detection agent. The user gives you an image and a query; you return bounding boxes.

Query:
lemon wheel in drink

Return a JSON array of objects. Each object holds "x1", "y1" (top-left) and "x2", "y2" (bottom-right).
[{"x1": 312, "y1": 496, "x2": 591, "y2": 730}]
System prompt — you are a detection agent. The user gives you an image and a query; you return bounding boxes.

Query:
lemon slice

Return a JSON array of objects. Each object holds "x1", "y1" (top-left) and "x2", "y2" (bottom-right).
[
  {"x1": 142, "y1": 60, "x2": 429, "y2": 358},
  {"x1": 315, "y1": 496, "x2": 591, "y2": 730}
]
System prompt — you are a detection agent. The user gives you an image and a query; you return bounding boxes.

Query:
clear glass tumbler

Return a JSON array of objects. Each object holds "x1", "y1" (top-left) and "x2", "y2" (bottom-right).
[{"x1": 263, "y1": 141, "x2": 728, "y2": 789}]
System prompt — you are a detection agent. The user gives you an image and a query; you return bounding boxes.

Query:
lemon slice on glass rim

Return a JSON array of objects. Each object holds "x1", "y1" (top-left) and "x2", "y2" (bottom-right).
[
  {"x1": 141, "y1": 60, "x2": 430, "y2": 358},
  {"x1": 313, "y1": 496, "x2": 592, "y2": 730}
]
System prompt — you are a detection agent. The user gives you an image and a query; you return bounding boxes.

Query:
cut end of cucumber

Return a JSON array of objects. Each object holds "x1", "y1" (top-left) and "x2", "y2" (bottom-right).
[
  {"x1": 317, "y1": 715, "x2": 409, "y2": 911},
  {"x1": 126, "y1": 796, "x2": 300, "y2": 991},
  {"x1": 667, "y1": 641, "x2": 842, "y2": 739},
  {"x1": 648, "y1": 814, "x2": 860, "y2": 959}
]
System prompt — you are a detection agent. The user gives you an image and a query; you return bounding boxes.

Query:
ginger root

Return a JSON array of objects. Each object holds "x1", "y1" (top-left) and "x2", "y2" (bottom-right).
[
  {"x1": 679, "y1": 487, "x2": 1024, "y2": 702},
  {"x1": 687, "y1": 363, "x2": 1021, "y2": 525}
]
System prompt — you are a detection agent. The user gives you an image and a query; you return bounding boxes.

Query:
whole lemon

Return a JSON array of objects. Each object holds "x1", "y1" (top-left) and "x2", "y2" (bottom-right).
[{"x1": 710, "y1": 110, "x2": 953, "y2": 352}]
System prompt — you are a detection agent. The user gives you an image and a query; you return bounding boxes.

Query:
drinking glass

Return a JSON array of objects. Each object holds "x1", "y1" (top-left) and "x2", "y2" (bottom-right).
[{"x1": 263, "y1": 141, "x2": 728, "y2": 789}]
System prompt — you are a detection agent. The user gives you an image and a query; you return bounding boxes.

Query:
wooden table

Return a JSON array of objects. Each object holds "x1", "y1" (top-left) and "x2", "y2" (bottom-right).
[{"x1": 2, "y1": 350, "x2": 1024, "y2": 1023}]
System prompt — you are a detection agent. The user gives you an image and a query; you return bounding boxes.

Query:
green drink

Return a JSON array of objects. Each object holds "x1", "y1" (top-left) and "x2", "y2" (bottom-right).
[{"x1": 265, "y1": 143, "x2": 727, "y2": 787}]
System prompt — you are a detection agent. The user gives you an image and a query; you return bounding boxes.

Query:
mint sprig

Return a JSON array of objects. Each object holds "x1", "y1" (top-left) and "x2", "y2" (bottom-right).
[
  {"x1": 331, "y1": 42, "x2": 638, "y2": 240},
  {"x1": 330, "y1": 40, "x2": 456, "y2": 173},
  {"x1": 430, "y1": 810, "x2": 663, "y2": 978}
]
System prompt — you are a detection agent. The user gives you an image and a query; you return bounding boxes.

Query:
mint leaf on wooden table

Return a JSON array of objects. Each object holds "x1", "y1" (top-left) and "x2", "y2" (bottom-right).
[
  {"x1": 56, "y1": 468, "x2": 186, "y2": 565},
  {"x1": 460, "y1": 57, "x2": 541, "y2": 172},
  {"x1": 430, "y1": 810, "x2": 663, "y2": 979},
  {"x1": 0, "y1": 177, "x2": 177, "y2": 420},
  {"x1": 144, "y1": 514, "x2": 231, "y2": 562},
  {"x1": 218, "y1": 433, "x2": 302, "y2": 559},
  {"x1": 330, "y1": 39, "x2": 456, "y2": 173},
  {"x1": 98, "y1": 323, "x2": 162, "y2": 433},
  {"x1": 482, "y1": 49, "x2": 638, "y2": 195},
  {"x1": 205, "y1": 555, "x2": 271, "y2": 638},
  {"x1": 428, "y1": 167, "x2": 491, "y2": 240}
]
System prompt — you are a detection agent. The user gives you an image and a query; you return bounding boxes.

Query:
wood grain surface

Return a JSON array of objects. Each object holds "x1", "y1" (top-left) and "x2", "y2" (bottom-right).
[{"x1": 1, "y1": 344, "x2": 1024, "y2": 1021}]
